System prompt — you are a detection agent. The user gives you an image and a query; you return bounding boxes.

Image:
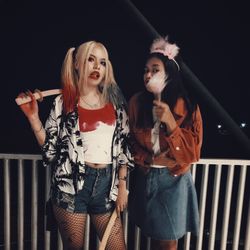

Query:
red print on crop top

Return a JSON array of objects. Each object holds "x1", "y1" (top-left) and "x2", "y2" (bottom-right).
[{"x1": 78, "y1": 103, "x2": 116, "y2": 132}]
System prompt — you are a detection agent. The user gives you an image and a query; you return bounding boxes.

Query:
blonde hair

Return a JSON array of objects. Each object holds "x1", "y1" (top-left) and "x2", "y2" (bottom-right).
[{"x1": 61, "y1": 41, "x2": 117, "y2": 113}]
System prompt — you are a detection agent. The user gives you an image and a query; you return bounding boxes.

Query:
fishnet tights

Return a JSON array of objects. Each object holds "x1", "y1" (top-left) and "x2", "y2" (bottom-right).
[
  {"x1": 53, "y1": 205, "x2": 126, "y2": 250},
  {"x1": 91, "y1": 213, "x2": 126, "y2": 250}
]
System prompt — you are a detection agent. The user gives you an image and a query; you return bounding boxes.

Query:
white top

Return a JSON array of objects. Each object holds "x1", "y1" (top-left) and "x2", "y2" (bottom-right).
[
  {"x1": 80, "y1": 121, "x2": 116, "y2": 164},
  {"x1": 151, "y1": 107, "x2": 166, "y2": 168},
  {"x1": 151, "y1": 106, "x2": 161, "y2": 155}
]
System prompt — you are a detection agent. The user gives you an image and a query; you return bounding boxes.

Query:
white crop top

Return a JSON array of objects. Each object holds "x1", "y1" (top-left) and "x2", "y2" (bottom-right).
[{"x1": 78, "y1": 103, "x2": 116, "y2": 164}]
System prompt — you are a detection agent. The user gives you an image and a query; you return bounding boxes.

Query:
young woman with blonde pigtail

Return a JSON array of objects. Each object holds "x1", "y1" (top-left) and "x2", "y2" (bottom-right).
[{"x1": 17, "y1": 41, "x2": 134, "y2": 250}]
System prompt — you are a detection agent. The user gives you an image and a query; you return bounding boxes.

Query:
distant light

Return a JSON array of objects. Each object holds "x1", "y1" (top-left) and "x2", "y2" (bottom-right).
[
  {"x1": 217, "y1": 124, "x2": 229, "y2": 135},
  {"x1": 240, "y1": 122, "x2": 247, "y2": 128}
]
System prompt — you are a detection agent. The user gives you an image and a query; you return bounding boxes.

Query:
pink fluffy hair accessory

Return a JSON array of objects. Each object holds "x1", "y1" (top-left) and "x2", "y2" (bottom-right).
[{"x1": 150, "y1": 36, "x2": 180, "y2": 70}]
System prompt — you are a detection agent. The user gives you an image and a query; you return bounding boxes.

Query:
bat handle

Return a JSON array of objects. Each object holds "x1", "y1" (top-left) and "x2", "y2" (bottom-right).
[{"x1": 15, "y1": 89, "x2": 62, "y2": 105}]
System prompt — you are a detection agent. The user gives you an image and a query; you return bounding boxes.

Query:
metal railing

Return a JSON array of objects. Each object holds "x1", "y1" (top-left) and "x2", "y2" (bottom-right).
[{"x1": 1, "y1": 154, "x2": 250, "y2": 250}]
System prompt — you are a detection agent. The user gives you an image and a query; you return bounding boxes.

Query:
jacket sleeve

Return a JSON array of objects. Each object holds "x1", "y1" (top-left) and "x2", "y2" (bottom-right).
[
  {"x1": 41, "y1": 96, "x2": 62, "y2": 167},
  {"x1": 164, "y1": 105, "x2": 203, "y2": 167},
  {"x1": 128, "y1": 94, "x2": 152, "y2": 167},
  {"x1": 117, "y1": 104, "x2": 135, "y2": 170}
]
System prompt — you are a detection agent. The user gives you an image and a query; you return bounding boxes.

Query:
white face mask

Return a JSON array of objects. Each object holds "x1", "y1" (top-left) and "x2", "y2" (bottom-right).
[{"x1": 145, "y1": 71, "x2": 167, "y2": 101}]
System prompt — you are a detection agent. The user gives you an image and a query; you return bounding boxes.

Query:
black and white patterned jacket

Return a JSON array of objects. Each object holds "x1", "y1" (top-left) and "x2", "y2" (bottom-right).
[{"x1": 41, "y1": 95, "x2": 134, "y2": 201}]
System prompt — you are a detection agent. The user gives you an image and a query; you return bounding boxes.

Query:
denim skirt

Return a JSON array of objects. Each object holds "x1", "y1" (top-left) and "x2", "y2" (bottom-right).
[{"x1": 129, "y1": 167, "x2": 199, "y2": 240}]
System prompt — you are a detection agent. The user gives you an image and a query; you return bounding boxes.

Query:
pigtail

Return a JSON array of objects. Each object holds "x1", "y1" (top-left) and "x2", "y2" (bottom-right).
[
  {"x1": 105, "y1": 60, "x2": 116, "y2": 85},
  {"x1": 61, "y1": 47, "x2": 79, "y2": 113},
  {"x1": 102, "y1": 60, "x2": 117, "y2": 104}
]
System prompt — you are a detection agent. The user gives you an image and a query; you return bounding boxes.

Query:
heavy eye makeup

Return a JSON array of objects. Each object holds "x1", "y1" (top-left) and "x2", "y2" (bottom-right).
[
  {"x1": 100, "y1": 60, "x2": 106, "y2": 67},
  {"x1": 88, "y1": 56, "x2": 106, "y2": 67},
  {"x1": 144, "y1": 66, "x2": 160, "y2": 74},
  {"x1": 88, "y1": 56, "x2": 95, "y2": 62}
]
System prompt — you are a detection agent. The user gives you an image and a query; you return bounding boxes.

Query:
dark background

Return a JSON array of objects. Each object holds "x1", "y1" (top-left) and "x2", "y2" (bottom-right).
[{"x1": 0, "y1": 0, "x2": 249, "y2": 159}]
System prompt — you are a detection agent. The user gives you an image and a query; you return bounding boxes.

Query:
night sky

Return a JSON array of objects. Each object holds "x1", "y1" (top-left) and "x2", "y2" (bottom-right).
[{"x1": 0, "y1": 0, "x2": 249, "y2": 159}]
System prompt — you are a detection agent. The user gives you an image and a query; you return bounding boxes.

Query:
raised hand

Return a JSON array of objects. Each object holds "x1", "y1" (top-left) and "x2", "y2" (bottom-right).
[
  {"x1": 153, "y1": 100, "x2": 177, "y2": 134},
  {"x1": 17, "y1": 90, "x2": 39, "y2": 120}
]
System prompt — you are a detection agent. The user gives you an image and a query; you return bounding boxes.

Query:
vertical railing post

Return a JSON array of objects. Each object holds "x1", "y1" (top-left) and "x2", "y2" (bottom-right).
[
  {"x1": 31, "y1": 160, "x2": 38, "y2": 250},
  {"x1": 44, "y1": 165, "x2": 51, "y2": 250},
  {"x1": 134, "y1": 226, "x2": 141, "y2": 250},
  {"x1": 18, "y1": 159, "x2": 24, "y2": 250},
  {"x1": 123, "y1": 208, "x2": 129, "y2": 246},
  {"x1": 4, "y1": 158, "x2": 11, "y2": 250},
  {"x1": 57, "y1": 230, "x2": 63, "y2": 250},
  {"x1": 196, "y1": 164, "x2": 209, "y2": 250},
  {"x1": 184, "y1": 164, "x2": 197, "y2": 250},
  {"x1": 232, "y1": 165, "x2": 247, "y2": 250},
  {"x1": 220, "y1": 165, "x2": 234, "y2": 250},
  {"x1": 84, "y1": 215, "x2": 90, "y2": 250},
  {"x1": 208, "y1": 164, "x2": 222, "y2": 250},
  {"x1": 244, "y1": 197, "x2": 250, "y2": 250},
  {"x1": 146, "y1": 237, "x2": 151, "y2": 250}
]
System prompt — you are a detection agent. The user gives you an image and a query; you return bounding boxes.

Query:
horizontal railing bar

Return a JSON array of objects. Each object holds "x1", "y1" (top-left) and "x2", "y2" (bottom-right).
[
  {"x1": 196, "y1": 159, "x2": 250, "y2": 165},
  {"x1": 1, "y1": 154, "x2": 250, "y2": 165},
  {"x1": 0, "y1": 153, "x2": 42, "y2": 160}
]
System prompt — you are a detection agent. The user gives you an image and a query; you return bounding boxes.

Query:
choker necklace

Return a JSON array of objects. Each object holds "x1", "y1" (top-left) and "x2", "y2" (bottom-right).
[{"x1": 80, "y1": 96, "x2": 100, "y2": 109}]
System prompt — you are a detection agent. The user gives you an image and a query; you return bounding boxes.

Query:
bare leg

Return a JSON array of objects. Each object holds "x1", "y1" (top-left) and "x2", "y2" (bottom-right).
[
  {"x1": 91, "y1": 212, "x2": 126, "y2": 250},
  {"x1": 53, "y1": 204, "x2": 87, "y2": 250},
  {"x1": 151, "y1": 239, "x2": 178, "y2": 250}
]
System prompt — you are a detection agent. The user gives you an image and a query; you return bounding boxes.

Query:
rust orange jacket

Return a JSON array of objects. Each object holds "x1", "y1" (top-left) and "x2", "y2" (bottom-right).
[{"x1": 128, "y1": 92, "x2": 203, "y2": 175}]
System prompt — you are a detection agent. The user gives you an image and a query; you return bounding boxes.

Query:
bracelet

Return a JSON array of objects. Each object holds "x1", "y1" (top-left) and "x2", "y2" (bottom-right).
[
  {"x1": 118, "y1": 164, "x2": 128, "y2": 169},
  {"x1": 32, "y1": 123, "x2": 43, "y2": 133},
  {"x1": 118, "y1": 176, "x2": 127, "y2": 181}
]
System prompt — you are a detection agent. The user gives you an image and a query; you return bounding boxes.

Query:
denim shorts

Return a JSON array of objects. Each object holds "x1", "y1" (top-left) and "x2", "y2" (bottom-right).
[
  {"x1": 51, "y1": 164, "x2": 114, "y2": 214},
  {"x1": 129, "y1": 167, "x2": 199, "y2": 240}
]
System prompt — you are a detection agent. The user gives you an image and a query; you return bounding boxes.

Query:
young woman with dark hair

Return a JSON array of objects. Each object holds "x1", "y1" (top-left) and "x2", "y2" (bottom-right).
[{"x1": 128, "y1": 37, "x2": 203, "y2": 250}]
